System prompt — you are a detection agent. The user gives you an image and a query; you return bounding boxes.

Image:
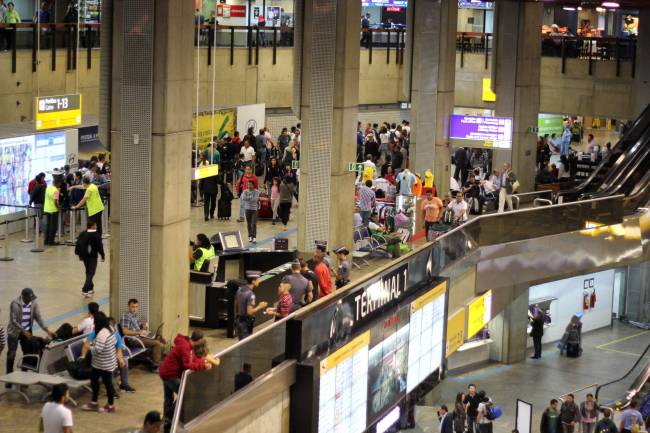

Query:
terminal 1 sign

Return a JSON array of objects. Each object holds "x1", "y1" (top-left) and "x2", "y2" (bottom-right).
[{"x1": 35, "y1": 94, "x2": 82, "y2": 131}]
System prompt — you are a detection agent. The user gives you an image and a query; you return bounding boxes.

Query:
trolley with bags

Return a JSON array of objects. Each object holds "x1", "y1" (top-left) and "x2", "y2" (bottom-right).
[{"x1": 258, "y1": 192, "x2": 273, "y2": 219}]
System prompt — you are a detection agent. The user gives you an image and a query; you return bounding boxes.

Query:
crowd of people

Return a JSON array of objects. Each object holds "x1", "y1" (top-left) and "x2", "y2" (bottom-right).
[{"x1": 195, "y1": 125, "x2": 301, "y2": 243}]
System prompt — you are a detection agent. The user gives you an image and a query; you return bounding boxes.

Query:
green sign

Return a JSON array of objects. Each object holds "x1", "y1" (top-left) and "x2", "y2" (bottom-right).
[
  {"x1": 292, "y1": 160, "x2": 300, "y2": 170},
  {"x1": 538, "y1": 115, "x2": 565, "y2": 136},
  {"x1": 348, "y1": 162, "x2": 364, "y2": 172}
]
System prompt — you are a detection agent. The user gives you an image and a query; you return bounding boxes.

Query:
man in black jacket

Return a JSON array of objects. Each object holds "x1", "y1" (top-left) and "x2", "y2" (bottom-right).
[
  {"x1": 76, "y1": 221, "x2": 105, "y2": 297},
  {"x1": 200, "y1": 174, "x2": 219, "y2": 221}
]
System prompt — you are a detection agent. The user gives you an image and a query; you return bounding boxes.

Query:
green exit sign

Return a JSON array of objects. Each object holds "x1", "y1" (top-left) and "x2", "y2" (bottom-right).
[
  {"x1": 348, "y1": 162, "x2": 364, "y2": 172},
  {"x1": 292, "y1": 160, "x2": 299, "y2": 170}
]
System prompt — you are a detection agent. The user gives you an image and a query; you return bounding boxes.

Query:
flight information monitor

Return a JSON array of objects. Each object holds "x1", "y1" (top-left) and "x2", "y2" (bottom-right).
[
  {"x1": 406, "y1": 281, "x2": 447, "y2": 392},
  {"x1": 449, "y1": 115, "x2": 513, "y2": 149},
  {"x1": 318, "y1": 331, "x2": 370, "y2": 433}
]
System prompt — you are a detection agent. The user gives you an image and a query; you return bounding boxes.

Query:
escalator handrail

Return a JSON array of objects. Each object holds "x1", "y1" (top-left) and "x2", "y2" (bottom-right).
[
  {"x1": 585, "y1": 142, "x2": 650, "y2": 200},
  {"x1": 558, "y1": 104, "x2": 650, "y2": 200},
  {"x1": 594, "y1": 126, "x2": 650, "y2": 193},
  {"x1": 595, "y1": 342, "x2": 650, "y2": 401}
]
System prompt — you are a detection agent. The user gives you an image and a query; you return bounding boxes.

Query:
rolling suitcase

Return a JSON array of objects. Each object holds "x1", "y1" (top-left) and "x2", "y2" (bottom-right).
[
  {"x1": 258, "y1": 193, "x2": 273, "y2": 219},
  {"x1": 566, "y1": 342, "x2": 581, "y2": 358},
  {"x1": 217, "y1": 199, "x2": 232, "y2": 220}
]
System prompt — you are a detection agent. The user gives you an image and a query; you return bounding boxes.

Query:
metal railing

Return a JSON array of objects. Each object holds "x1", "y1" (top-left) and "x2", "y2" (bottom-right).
[
  {"x1": 170, "y1": 193, "x2": 626, "y2": 432},
  {"x1": 360, "y1": 28, "x2": 406, "y2": 65}
]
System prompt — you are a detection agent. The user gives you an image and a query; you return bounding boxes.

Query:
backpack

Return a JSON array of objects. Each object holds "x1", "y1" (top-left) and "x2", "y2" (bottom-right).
[
  {"x1": 484, "y1": 403, "x2": 495, "y2": 421},
  {"x1": 596, "y1": 419, "x2": 617, "y2": 433},
  {"x1": 75, "y1": 231, "x2": 90, "y2": 260}
]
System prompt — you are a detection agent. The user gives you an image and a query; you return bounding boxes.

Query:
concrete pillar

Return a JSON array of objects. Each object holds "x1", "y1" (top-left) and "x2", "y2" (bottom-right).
[
  {"x1": 109, "y1": 0, "x2": 194, "y2": 339},
  {"x1": 493, "y1": 0, "x2": 542, "y2": 193},
  {"x1": 408, "y1": 0, "x2": 457, "y2": 196},
  {"x1": 296, "y1": 0, "x2": 360, "y2": 252},
  {"x1": 487, "y1": 284, "x2": 529, "y2": 364},
  {"x1": 633, "y1": 8, "x2": 650, "y2": 117}
]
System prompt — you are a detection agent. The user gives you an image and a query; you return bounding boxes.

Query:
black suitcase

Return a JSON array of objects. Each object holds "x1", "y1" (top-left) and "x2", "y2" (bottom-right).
[
  {"x1": 217, "y1": 199, "x2": 232, "y2": 219},
  {"x1": 566, "y1": 342, "x2": 581, "y2": 358}
]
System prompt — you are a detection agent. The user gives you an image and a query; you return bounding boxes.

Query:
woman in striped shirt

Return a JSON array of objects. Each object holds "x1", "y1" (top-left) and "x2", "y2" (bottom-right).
[{"x1": 81, "y1": 312, "x2": 123, "y2": 413}]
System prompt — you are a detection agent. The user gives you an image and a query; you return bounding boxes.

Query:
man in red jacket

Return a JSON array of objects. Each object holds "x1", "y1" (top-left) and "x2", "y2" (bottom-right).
[{"x1": 159, "y1": 331, "x2": 218, "y2": 431}]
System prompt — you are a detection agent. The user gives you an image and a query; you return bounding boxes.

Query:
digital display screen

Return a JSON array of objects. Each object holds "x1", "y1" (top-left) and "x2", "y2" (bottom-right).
[
  {"x1": 361, "y1": 0, "x2": 408, "y2": 7},
  {"x1": 318, "y1": 332, "x2": 370, "y2": 433},
  {"x1": 467, "y1": 290, "x2": 492, "y2": 338},
  {"x1": 406, "y1": 282, "x2": 446, "y2": 392},
  {"x1": 0, "y1": 132, "x2": 67, "y2": 214},
  {"x1": 458, "y1": 0, "x2": 493, "y2": 9},
  {"x1": 449, "y1": 115, "x2": 513, "y2": 149},
  {"x1": 367, "y1": 307, "x2": 409, "y2": 423}
]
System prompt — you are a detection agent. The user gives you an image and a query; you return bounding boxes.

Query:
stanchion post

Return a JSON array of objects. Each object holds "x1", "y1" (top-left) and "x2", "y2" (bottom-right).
[
  {"x1": 67, "y1": 208, "x2": 77, "y2": 246},
  {"x1": 21, "y1": 208, "x2": 33, "y2": 243},
  {"x1": 102, "y1": 201, "x2": 110, "y2": 239},
  {"x1": 81, "y1": 209, "x2": 87, "y2": 230},
  {"x1": 0, "y1": 220, "x2": 14, "y2": 261},
  {"x1": 31, "y1": 214, "x2": 44, "y2": 253},
  {"x1": 57, "y1": 210, "x2": 64, "y2": 244}
]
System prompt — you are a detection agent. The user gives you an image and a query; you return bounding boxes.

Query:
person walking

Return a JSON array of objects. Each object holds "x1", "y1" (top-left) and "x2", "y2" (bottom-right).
[
  {"x1": 421, "y1": 189, "x2": 443, "y2": 241},
  {"x1": 236, "y1": 165, "x2": 258, "y2": 222},
  {"x1": 453, "y1": 392, "x2": 467, "y2": 433},
  {"x1": 75, "y1": 221, "x2": 105, "y2": 297},
  {"x1": 619, "y1": 400, "x2": 643, "y2": 433},
  {"x1": 240, "y1": 180, "x2": 260, "y2": 243},
  {"x1": 540, "y1": 399, "x2": 560, "y2": 433},
  {"x1": 498, "y1": 161, "x2": 517, "y2": 213},
  {"x1": 72, "y1": 176, "x2": 105, "y2": 236},
  {"x1": 594, "y1": 409, "x2": 617, "y2": 433},
  {"x1": 439, "y1": 405, "x2": 454, "y2": 433},
  {"x1": 41, "y1": 384, "x2": 73, "y2": 433},
  {"x1": 43, "y1": 178, "x2": 62, "y2": 245},
  {"x1": 278, "y1": 177, "x2": 295, "y2": 230},
  {"x1": 476, "y1": 391, "x2": 493, "y2": 433},
  {"x1": 530, "y1": 309, "x2": 544, "y2": 359},
  {"x1": 81, "y1": 312, "x2": 123, "y2": 413},
  {"x1": 199, "y1": 171, "x2": 219, "y2": 221},
  {"x1": 6, "y1": 288, "x2": 54, "y2": 377},
  {"x1": 358, "y1": 180, "x2": 376, "y2": 227},
  {"x1": 560, "y1": 394, "x2": 580, "y2": 433},
  {"x1": 269, "y1": 177, "x2": 281, "y2": 224},
  {"x1": 464, "y1": 384, "x2": 481, "y2": 433}
]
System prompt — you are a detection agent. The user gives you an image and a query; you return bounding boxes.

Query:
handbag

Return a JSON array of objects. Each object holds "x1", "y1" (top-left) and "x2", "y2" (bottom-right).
[{"x1": 66, "y1": 352, "x2": 92, "y2": 380}]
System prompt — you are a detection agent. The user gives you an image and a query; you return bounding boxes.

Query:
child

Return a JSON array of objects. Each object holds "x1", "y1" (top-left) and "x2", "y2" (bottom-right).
[
  {"x1": 270, "y1": 177, "x2": 280, "y2": 224},
  {"x1": 333, "y1": 246, "x2": 351, "y2": 289},
  {"x1": 240, "y1": 181, "x2": 260, "y2": 243},
  {"x1": 218, "y1": 182, "x2": 234, "y2": 221}
]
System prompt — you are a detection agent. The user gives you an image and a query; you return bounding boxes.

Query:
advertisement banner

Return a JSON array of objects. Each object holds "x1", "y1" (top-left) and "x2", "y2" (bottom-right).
[
  {"x1": 236, "y1": 103, "x2": 266, "y2": 138},
  {"x1": 449, "y1": 115, "x2": 512, "y2": 149},
  {"x1": 467, "y1": 290, "x2": 492, "y2": 339},
  {"x1": 192, "y1": 109, "x2": 236, "y2": 150},
  {"x1": 446, "y1": 309, "x2": 466, "y2": 357},
  {"x1": 35, "y1": 94, "x2": 82, "y2": 131},
  {"x1": 538, "y1": 114, "x2": 565, "y2": 136}
]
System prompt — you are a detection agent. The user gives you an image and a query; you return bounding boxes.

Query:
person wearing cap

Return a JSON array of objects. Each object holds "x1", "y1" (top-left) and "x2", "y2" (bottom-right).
[
  {"x1": 313, "y1": 252, "x2": 333, "y2": 298},
  {"x1": 333, "y1": 246, "x2": 351, "y2": 288},
  {"x1": 315, "y1": 242, "x2": 333, "y2": 271},
  {"x1": 71, "y1": 175, "x2": 106, "y2": 237},
  {"x1": 131, "y1": 410, "x2": 163, "y2": 433},
  {"x1": 235, "y1": 271, "x2": 268, "y2": 340},
  {"x1": 6, "y1": 288, "x2": 55, "y2": 376},
  {"x1": 281, "y1": 261, "x2": 313, "y2": 313}
]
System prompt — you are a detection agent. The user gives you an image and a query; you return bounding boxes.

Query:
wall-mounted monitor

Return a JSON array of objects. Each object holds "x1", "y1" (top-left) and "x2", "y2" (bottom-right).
[{"x1": 449, "y1": 115, "x2": 513, "y2": 149}]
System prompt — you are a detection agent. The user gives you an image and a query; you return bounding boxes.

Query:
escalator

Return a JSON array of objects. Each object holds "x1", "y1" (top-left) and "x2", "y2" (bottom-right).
[
  {"x1": 595, "y1": 343, "x2": 650, "y2": 411},
  {"x1": 624, "y1": 168, "x2": 650, "y2": 210},
  {"x1": 558, "y1": 104, "x2": 650, "y2": 202},
  {"x1": 582, "y1": 134, "x2": 650, "y2": 201}
]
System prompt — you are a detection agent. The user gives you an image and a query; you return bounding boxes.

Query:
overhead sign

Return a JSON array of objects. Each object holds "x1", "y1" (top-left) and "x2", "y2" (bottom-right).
[
  {"x1": 292, "y1": 160, "x2": 300, "y2": 170},
  {"x1": 482, "y1": 78, "x2": 496, "y2": 102},
  {"x1": 458, "y1": 0, "x2": 494, "y2": 9},
  {"x1": 361, "y1": 0, "x2": 408, "y2": 7},
  {"x1": 449, "y1": 115, "x2": 513, "y2": 149},
  {"x1": 35, "y1": 94, "x2": 82, "y2": 131},
  {"x1": 446, "y1": 309, "x2": 466, "y2": 357},
  {"x1": 538, "y1": 114, "x2": 565, "y2": 136},
  {"x1": 467, "y1": 290, "x2": 492, "y2": 339},
  {"x1": 192, "y1": 164, "x2": 219, "y2": 180}
]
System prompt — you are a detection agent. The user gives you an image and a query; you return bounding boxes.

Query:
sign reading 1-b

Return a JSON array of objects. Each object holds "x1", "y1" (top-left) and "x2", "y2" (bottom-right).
[{"x1": 35, "y1": 94, "x2": 82, "y2": 131}]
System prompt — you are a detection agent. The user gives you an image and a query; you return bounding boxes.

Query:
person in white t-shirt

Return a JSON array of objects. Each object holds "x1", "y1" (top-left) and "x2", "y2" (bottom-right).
[
  {"x1": 475, "y1": 391, "x2": 493, "y2": 433},
  {"x1": 72, "y1": 302, "x2": 99, "y2": 335},
  {"x1": 448, "y1": 193, "x2": 468, "y2": 224},
  {"x1": 240, "y1": 139, "x2": 256, "y2": 165},
  {"x1": 41, "y1": 383, "x2": 73, "y2": 433}
]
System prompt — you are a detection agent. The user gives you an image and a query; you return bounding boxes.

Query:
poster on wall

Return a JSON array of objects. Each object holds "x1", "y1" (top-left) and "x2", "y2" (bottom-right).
[
  {"x1": 467, "y1": 290, "x2": 492, "y2": 339},
  {"x1": 192, "y1": 109, "x2": 236, "y2": 149},
  {"x1": 266, "y1": 6, "x2": 281, "y2": 25},
  {"x1": 446, "y1": 309, "x2": 466, "y2": 357},
  {"x1": 80, "y1": 0, "x2": 101, "y2": 24},
  {"x1": 236, "y1": 103, "x2": 266, "y2": 138}
]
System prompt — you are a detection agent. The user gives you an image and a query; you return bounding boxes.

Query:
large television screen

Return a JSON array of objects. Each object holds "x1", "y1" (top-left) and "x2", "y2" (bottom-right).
[
  {"x1": 458, "y1": 0, "x2": 493, "y2": 9},
  {"x1": 449, "y1": 115, "x2": 513, "y2": 149},
  {"x1": 361, "y1": 0, "x2": 408, "y2": 7},
  {"x1": 406, "y1": 281, "x2": 446, "y2": 392},
  {"x1": 0, "y1": 131, "x2": 66, "y2": 214},
  {"x1": 318, "y1": 332, "x2": 370, "y2": 433}
]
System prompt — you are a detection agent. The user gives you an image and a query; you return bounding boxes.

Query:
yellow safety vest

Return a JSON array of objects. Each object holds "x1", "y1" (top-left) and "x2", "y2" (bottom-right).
[
  {"x1": 85, "y1": 184, "x2": 105, "y2": 217},
  {"x1": 194, "y1": 246, "x2": 215, "y2": 272},
  {"x1": 43, "y1": 185, "x2": 59, "y2": 214}
]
